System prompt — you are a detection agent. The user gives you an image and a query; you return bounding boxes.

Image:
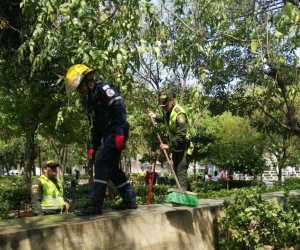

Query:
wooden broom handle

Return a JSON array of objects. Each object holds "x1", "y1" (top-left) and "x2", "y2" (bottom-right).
[
  {"x1": 147, "y1": 109, "x2": 156, "y2": 127},
  {"x1": 147, "y1": 108, "x2": 182, "y2": 189}
]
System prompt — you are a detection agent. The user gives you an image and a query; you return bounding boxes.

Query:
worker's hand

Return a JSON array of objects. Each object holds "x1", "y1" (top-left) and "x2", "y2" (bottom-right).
[
  {"x1": 115, "y1": 134, "x2": 125, "y2": 150},
  {"x1": 87, "y1": 146, "x2": 94, "y2": 160},
  {"x1": 160, "y1": 143, "x2": 169, "y2": 150},
  {"x1": 147, "y1": 110, "x2": 156, "y2": 119},
  {"x1": 65, "y1": 202, "x2": 71, "y2": 212}
]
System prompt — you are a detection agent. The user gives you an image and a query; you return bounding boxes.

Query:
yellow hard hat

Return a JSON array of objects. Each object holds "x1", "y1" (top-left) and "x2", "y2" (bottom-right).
[{"x1": 65, "y1": 64, "x2": 96, "y2": 96}]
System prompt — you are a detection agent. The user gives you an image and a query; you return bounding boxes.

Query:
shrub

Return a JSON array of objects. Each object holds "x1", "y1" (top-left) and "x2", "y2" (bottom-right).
[
  {"x1": 192, "y1": 180, "x2": 263, "y2": 198},
  {"x1": 0, "y1": 175, "x2": 23, "y2": 188},
  {"x1": 283, "y1": 177, "x2": 300, "y2": 191},
  {"x1": 0, "y1": 186, "x2": 31, "y2": 219},
  {"x1": 66, "y1": 184, "x2": 169, "y2": 210},
  {"x1": 218, "y1": 189, "x2": 300, "y2": 250},
  {"x1": 187, "y1": 173, "x2": 203, "y2": 183}
]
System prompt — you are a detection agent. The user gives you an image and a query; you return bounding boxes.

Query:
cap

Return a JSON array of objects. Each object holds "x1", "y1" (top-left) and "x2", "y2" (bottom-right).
[
  {"x1": 42, "y1": 160, "x2": 59, "y2": 169},
  {"x1": 158, "y1": 89, "x2": 174, "y2": 107}
]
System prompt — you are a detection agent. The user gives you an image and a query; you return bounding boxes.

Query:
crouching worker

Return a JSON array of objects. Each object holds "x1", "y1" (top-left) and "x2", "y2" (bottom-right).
[{"x1": 31, "y1": 160, "x2": 70, "y2": 216}]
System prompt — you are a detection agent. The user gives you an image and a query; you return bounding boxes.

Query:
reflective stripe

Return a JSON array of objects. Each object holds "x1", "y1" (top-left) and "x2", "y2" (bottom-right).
[
  {"x1": 116, "y1": 181, "x2": 128, "y2": 188},
  {"x1": 42, "y1": 206, "x2": 62, "y2": 210},
  {"x1": 108, "y1": 96, "x2": 122, "y2": 106},
  {"x1": 173, "y1": 149, "x2": 184, "y2": 152},
  {"x1": 103, "y1": 84, "x2": 109, "y2": 90},
  {"x1": 43, "y1": 196, "x2": 61, "y2": 201},
  {"x1": 94, "y1": 179, "x2": 107, "y2": 184},
  {"x1": 42, "y1": 195, "x2": 64, "y2": 207}
]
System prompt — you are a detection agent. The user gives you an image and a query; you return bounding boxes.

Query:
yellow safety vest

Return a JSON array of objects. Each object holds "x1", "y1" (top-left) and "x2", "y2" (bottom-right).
[
  {"x1": 40, "y1": 175, "x2": 65, "y2": 212},
  {"x1": 164, "y1": 104, "x2": 194, "y2": 155}
]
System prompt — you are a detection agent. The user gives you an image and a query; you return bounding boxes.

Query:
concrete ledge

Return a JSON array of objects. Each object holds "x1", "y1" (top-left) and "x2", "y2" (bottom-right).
[
  {"x1": 0, "y1": 203, "x2": 223, "y2": 250},
  {"x1": 0, "y1": 191, "x2": 295, "y2": 250}
]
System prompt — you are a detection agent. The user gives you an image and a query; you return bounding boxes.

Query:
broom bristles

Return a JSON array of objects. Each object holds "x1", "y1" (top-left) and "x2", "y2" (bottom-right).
[
  {"x1": 165, "y1": 191, "x2": 199, "y2": 207},
  {"x1": 168, "y1": 188, "x2": 197, "y2": 196}
]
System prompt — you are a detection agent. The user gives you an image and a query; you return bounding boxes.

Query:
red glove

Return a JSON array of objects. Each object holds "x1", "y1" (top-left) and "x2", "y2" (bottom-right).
[
  {"x1": 115, "y1": 134, "x2": 125, "y2": 150},
  {"x1": 87, "y1": 147, "x2": 94, "y2": 159}
]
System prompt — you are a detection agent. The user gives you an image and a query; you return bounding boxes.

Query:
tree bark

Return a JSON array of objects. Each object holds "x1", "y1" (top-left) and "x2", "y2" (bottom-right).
[{"x1": 23, "y1": 123, "x2": 38, "y2": 187}]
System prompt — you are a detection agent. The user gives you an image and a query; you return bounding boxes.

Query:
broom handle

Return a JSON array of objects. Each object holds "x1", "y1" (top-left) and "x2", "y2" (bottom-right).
[
  {"x1": 147, "y1": 108, "x2": 182, "y2": 189},
  {"x1": 147, "y1": 159, "x2": 157, "y2": 205},
  {"x1": 156, "y1": 133, "x2": 182, "y2": 189}
]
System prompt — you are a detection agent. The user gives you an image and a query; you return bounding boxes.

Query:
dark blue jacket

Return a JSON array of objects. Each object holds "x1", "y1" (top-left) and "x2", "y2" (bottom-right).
[{"x1": 90, "y1": 80, "x2": 128, "y2": 150}]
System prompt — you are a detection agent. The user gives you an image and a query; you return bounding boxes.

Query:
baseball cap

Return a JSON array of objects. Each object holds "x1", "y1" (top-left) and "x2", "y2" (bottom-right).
[
  {"x1": 158, "y1": 89, "x2": 174, "y2": 107},
  {"x1": 42, "y1": 160, "x2": 59, "y2": 169}
]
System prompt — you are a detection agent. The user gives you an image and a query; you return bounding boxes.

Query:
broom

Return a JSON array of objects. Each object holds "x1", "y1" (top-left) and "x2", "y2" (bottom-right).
[
  {"x1": 147, "y1": 158, "x2": 157, "y2": 205},
  {"x1": 147, "y1": 110, "x2": 198, "y2": 207}
]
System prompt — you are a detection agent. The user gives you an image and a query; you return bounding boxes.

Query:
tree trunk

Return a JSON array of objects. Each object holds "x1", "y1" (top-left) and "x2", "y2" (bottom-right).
[
  {"x1": 278, "y1": 166, "x2": 282, "y2": 186},
  {"x1": 56, "y1": 146, "x2": 66, "y2": 183},
  {"x1": 23, "y1": 123, "x2": 37, "y2": 187}
]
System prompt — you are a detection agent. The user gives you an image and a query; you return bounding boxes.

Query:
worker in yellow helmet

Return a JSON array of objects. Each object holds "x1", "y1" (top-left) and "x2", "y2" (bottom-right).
[
  {"x1": 65, "y1": 64, "x2": 96, "y2": 97},
  {"x1": 65, "y1": 64, "x2": 137, "y2": 216}
]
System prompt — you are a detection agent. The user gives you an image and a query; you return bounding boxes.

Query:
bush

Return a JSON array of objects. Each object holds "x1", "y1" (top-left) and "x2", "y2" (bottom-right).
[
  {"x1": 0, "y1": 186, "x2": 31, "y2": 219},
  {"x1": 0, "y1": 175, "x2": 23, "y2": 188},
  {"x1": 134, "y1": 185, "x2": 169, "y2": 204},
  {"x1": 191, "y1": 180, "x2": 264, "y2": 198},
  {"x1": 0, "y1": 174, "x2": 299, "y2": 223},
  {"x1": 66, "y1": 184, "x2": 169, "y2": 210},
  {"x1": 218, "y1": 189, "x2": 300, "y2": 249},
  {"x1": 283, "y1": 177, "x2": 300, "y2": 191},
  {"x1": 187, "y1": 173, "x2": 203, "y2": 183}
]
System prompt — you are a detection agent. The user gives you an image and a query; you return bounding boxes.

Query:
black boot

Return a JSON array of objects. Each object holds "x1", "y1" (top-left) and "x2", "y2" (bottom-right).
[
  {"x1": 74, "y1": 204, "x2": 102, "y2": 216},
  {"x1": 112, "y1": 183, "x2": 138, "y2": 210}
]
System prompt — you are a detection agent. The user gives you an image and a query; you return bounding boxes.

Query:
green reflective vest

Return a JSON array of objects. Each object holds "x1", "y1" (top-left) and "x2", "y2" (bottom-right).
[
  {"x1": 164, "y1": 104, "x2": 194, "y2": 155},
  {"x1": 40, "y1": 175, "x2": 65, "y2": 212}
]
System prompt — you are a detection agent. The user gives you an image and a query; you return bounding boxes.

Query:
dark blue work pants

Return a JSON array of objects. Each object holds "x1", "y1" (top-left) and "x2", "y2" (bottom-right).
[{"x1": 88, "y1": 132, "x2": 136, "y2": 207}]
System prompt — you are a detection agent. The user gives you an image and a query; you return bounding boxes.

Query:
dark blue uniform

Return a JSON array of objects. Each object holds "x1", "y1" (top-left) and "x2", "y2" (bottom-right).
[{"x1": 88, "y1": 81, "x2": 136, "y2": 207}]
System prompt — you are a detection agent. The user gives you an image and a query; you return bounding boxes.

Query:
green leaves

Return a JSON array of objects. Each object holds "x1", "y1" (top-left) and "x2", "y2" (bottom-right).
[
  {"x1": 219, "y1": 189, "x2": 300, "y2": 249},
  {"x1": 207, "y1": 112, "x2": 266, "y2": 175},
  {"x1": 283, "y1": 2, "x2": 294, "y2": 19},
  {"x1": 274, "y1": 30, "x2": 284, "y2": 38},
  {"x1": 250, "y1": 40, "x2": 258, "y2": 53},
  {"x1": 19, "y1": 0, "x2": 158, "y2": 85}
]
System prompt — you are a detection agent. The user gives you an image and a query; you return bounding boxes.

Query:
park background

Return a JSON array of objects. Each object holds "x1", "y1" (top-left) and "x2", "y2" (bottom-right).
[{"x1": 2, "y1": 1, "x2": 300, "y2": 248}]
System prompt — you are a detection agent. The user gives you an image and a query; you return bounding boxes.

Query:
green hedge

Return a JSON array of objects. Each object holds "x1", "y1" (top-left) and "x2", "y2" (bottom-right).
[
  {"x1": 191, "y1": 180, "x2": 264, "y2": 198},
  {"x1": 0, "y1": 179, "x2": 269, "y2": 219},
  {"x1": 282, "y1": 177, "x2": 300, "y2": 190},
  {"x1": 0, "y1": 177, "x2": 170, "y2": 219},
  {"x1": 219, "y1": 189, "x2": 300, "y2": 249},
  {"x1": 0, "y1": 175, "x2": 23, "y2": 188},
  {"x1": 1, "y1": 176, "x2": 300, "y2": 220}
]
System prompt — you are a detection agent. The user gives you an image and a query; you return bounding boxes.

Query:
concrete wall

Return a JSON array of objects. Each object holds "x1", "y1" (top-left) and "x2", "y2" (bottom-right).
[{"x1": 0, "y1": 204, "x2": 223, "y2": 250}]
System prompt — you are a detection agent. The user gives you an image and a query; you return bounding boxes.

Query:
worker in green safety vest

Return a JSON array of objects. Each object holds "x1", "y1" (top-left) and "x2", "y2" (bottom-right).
[
  {"x1": 31, "y1": 160, "x2": 70, "y2": 216},
  {"x1": 147, "y1": 89, "x2": 193, "y2": 191}
]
